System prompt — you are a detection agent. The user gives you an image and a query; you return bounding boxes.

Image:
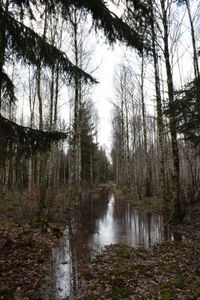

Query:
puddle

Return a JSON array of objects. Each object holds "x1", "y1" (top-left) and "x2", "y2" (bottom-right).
[{"x1": 49, "y1": 192, "x2": 171, "y2": 299}]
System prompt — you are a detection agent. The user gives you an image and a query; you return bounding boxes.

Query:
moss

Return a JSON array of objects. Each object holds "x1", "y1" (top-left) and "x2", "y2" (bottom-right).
[
  {"x1": 25, "y1": 290, "x2": 39, "y2": 297},
  {"x1": 91, "y1": 253, "x2": 104, "y2": 263},
  {"x1": 0, "y1": 220, "x2": 10, "y2": 225},
  {"x1": 86, "y1": 295, "x2": 98, "y2": 300},
  {"x1": 7, "y1": 204, "x2": 18, "y2": 211},
  {"x1": 0, "y1": 262, "x2": 6, "y2": 272},
  {"x1": 114, "y1": 244, "x2": 132, "y2": 259},
  {"x1": 196, "y1": 288, "x2": 200, "y2": 295},
  {"x1": 161, "y1": 291, "x2": 172, "y2": 300},
  {"x1": 101, "y1": 273, "x2": 125, "y2": 287},
  {"x1": 107, "y1": 287, "x2": 135, "y2": 299},
  {"x1": 81, "y1": 270, "x2": 93, "y2": 280},
  {"x1": 4, "y1": 195, "x2": 14, "y2": 202},
  {"x1": 89, "y1": 285, "x2": 97, "y2": 291},
  {"x1": 29, "y1": 219, "x2": 49, "y2": 229},
  {"x1": 29, "y1": 220, "x2": 43, "y2": 228},
  {"x1": 155, "y1": 285, "x2": 164, "y2": 291},
  {"x1": 22, "y1": 228, "x2": 31, "y2": 235},
  {"x1": 113, "y1": 188, "x2": 124, "y2": 197},
  {"x1": 173, "y1": 282, "x2": 186, "y2": 289},
  {"x1": 137, "y1": 247, "x2": 148, "y2": 254},
  {"x1": 0, "y1": 287, "x2": 12, "y2": 296},
  {"x1": 51, "y1": 226, "x2": 62, "y2": 237},
  {"x1": 109, "y1": 277, "x2": 125, "y2": 287}
]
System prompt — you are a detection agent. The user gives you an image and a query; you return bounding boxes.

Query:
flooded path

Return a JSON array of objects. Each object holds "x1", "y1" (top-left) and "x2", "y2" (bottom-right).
[{"x1": 48, "y1": 191, "x2": 168, "y2": 299}]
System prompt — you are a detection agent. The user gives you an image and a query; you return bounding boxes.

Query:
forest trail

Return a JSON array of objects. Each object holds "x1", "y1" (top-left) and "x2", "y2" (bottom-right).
[{"x1": 1, "y1": 188, "x2": 199, "y2": 299}]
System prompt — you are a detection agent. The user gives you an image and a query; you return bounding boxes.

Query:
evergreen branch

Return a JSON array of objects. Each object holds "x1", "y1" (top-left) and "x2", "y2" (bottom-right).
[
  {"x1": 5, "y1": 13, "x2": 97, "y2": 83},
  {"x1": 46, "y1": 0, "x2": 145, "y2": 51},
  {"x1": 0, "y1": 114, "x2": 67, "y2": 159},
  {"x1": 10, "y1": 0, "x2": 145, "y2": 51},
  {"x1": 70, "y1": 0, "x2": 144, "y2": 50},
  {"x1": 1, "y1": 72, "x2": 17, "y2": 105}
]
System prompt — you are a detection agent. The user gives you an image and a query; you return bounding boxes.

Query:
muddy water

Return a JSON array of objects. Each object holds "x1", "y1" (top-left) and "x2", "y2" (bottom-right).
[{"x1": 50, "y1": 191, "x2": 167, "y2": 299}]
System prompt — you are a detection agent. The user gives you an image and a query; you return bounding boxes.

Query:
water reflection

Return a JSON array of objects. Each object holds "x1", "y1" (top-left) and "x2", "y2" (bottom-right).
[
  {"x1": 52, "y1": 229, "x2": 72, "y2": 299},
  {"x1": 91, "y1": 193, "x2": 116, "y2": 250},
  {"x1": 52, "y1": 192, "x2": 166, "y2": 299},
  {"x1": 90, "y1": 194, "x2": 164, "y2": 252}
]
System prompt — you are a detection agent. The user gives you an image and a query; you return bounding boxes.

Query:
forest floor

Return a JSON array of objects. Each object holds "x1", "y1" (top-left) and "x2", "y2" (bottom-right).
[
  {"x1": 0, "y1": 189, "x2": 66, "y2": 300},
  {"x1": 77, "y1": 189, "x2": 200, "y2": 300},
  {"x1": 78, "y1": 241, "x2": 200, "y2": 300},
  {"x1": 0, "y1": 187, "x2": 200, "y2": 300},
  {"x1": 0, "y1": 220, "x2": 63, "y2": 300}
]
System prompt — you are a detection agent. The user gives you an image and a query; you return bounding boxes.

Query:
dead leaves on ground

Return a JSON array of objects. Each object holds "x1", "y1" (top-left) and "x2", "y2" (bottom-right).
[
  {"x1": 79, "y1": 242, "x2": 200, "y2": 300},
  {"x1": 0, "y1": 221, "x2": 61, "y2": 300}
]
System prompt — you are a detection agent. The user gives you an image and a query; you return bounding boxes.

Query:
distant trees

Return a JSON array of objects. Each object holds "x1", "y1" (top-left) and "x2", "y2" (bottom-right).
[
  {"x1": 111, "y1": 63, "x2": 157, "y2": 198},
  {"x1": 176, "y1": 0, "x2": 199, "y2": 79},
  {"x1": 111, "y1": 0, "x2": 200, "y2": 222}
]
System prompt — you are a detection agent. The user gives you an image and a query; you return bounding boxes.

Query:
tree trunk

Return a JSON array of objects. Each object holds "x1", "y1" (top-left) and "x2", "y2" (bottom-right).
[
  {"x1": 49, "y1": 66, "x2": 55, "y2": 131},
  {"x1": 141, "y1": 51, "x2": 152, "y2": 197},
  {"x1": 150, "y1": 2, "x2": 166, "y2": 202},
  {"x1": 54, "y1": 63, "x2": 60, "y2": 127},
  {"x1": 36, "y1": 65, "x2": 43, "y2": 130},
  {"x1": 73, "y1": 11, "x2": 82, "y2": 192},
  {"x1": 37, "y1": 5, "x2": 48, "y2": 131},
  {"x1": 124, "y1": 90, "x2": 131, "y2": 191},
  {"x1": 160, "y1": 0, "x2": 181, "y2": 222},
  {"x1": 0, "y1": 0, "x2": 9, "y2": 108},
  {"x1": 185, "y1": 0, "x2": 200, "y2": 79}
]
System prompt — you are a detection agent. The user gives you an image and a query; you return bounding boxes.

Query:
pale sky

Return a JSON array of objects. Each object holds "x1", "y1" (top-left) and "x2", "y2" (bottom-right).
[{"x1": 93, "y1": 42, "x2": 124, "y2": 151}]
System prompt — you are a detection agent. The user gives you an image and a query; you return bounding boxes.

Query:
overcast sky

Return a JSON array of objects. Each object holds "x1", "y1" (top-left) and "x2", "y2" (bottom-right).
[{"x1": 93, "y1": 42, "x2": 124, "y2": 151}]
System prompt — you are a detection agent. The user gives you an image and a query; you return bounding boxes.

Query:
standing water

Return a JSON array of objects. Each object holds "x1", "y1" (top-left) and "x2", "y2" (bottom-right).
[{"x1": 45, "y1": 192, "x2": 166, "y2": 299}]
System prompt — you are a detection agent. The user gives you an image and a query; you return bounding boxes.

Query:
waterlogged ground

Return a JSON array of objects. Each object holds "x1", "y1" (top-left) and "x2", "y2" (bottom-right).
[
  {"x1": 1, "y1": 188, "x2": 200, "y2": 300},
  {"x1": 51, "y1": 191, "x2": 200, "y2": 300},
  {"x1": 51, "y1": 191, "x2": 170, "y2": 299}
]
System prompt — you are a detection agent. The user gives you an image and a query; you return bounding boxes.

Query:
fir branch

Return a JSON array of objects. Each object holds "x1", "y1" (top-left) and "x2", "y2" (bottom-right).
[
  {"x1": 1, "y1": 72, "x2": 17, "y2": 105},
  {"x1": 40, "y1": 0, "x2": 144, "y2": 51},
  {"x1": 0, "y1": 114, "x2": 67, "y2": 159},
  {"x1": 67, "y1": 0, "x2": 144, "y2": 51},
  {"x1": 9, "y1": 0, "x2": 145, "y2": 51},
  {"x1": 5, "y1": 13, "x2": 97, "y2": 83}
]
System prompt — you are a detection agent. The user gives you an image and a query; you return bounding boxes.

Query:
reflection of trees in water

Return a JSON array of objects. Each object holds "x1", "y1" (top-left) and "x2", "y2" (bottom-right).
[
  {"x1": 52, "y1": 192, "x2": 166, "y2": 299},
  {"x1": 64, "y1": 192, "x2": 110, "y2": 299},
  {"x1": 52, "y1": 229, "x2": 72, "y2": 300},
  {"x1": 56, "y1": 191, "x2": 112, "y2": 298},
  {"x1": 70, "y1": 244, "x2": 78, "y2": 298},
  {"x1": 69, "y1": 192, "x2": 165, "y2": 253},
  {"x1": 91, "y1": 194, "x2": 116, "y2": 252},
  {"x1": 123, "y1": 205, "x2": 164, "y2": 248},
  {"x1": 71, "y1": 190, "x2": 110, "y2": 235}
]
